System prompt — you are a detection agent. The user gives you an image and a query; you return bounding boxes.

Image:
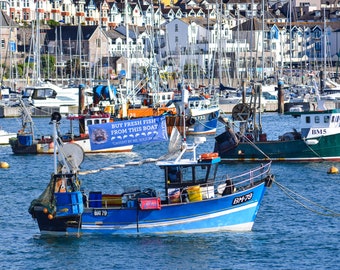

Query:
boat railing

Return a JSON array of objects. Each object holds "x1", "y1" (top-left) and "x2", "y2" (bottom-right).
[
  {"x1": 87, "y1": 162, "x2": 272, "y2": 207},
  {"x1": 215, "y1": 161, "x2": 272, "y2": 194}
]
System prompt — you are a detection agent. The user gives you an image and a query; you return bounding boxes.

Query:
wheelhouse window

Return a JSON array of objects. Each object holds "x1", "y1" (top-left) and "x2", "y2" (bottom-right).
[
  {"x1": 166, "y1": 163, "x2": 218, "y2": 186},
  {"x1": 324, "y1": 115, "x2": 330, "y2": 123},
  {"x1": 315, "y1": 116, "x2": 320, "y2": 124}
]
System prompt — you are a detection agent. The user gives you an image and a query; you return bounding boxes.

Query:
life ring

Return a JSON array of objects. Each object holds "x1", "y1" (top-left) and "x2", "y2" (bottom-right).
[{"x1": 201, "y1": 152, "x2": 219, "y2": 159}]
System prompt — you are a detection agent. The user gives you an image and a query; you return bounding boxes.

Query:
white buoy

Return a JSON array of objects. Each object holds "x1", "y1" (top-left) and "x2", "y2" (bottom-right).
[
  {"x1": 327, "y1": 166, "x2": 339, "y2": 174},
  {"x1": 0, "y1": 161, "x2": 10, "y2": 169}
]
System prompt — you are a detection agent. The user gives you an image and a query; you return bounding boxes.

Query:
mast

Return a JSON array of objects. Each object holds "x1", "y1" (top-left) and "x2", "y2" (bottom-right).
[
  {"x1": 125, "y1": 0, "x2": 131, "y2": 96},
  {"x1": 35, "y1": 5, "x2": 41, "y2": 84},
  {"x1": 323, "y1": 5, "x2": 327, "y2": 74},
  {"x1": 261, "y1": 0, "x2": 264, "y2": 83},
  {"x1": 77, "y1": 24, "x2": 83, "y2": 85}
]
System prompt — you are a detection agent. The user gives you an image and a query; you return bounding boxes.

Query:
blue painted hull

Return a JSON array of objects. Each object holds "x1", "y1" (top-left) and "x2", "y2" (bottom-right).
[
  {"x1": 187, "y1": 109, "x2": 220, "y2": 135},
  {"x1": 65, "y1": 183, "x2": 266, "y2": 235},
  {"x1": 166, "y1": 109, "x2": 220, "y2": 135}
]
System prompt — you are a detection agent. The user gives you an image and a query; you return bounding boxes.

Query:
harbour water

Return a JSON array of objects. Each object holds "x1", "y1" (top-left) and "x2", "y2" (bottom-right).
[{"x1": 0, "y1": 113, "x2": 339, "y2": 269}]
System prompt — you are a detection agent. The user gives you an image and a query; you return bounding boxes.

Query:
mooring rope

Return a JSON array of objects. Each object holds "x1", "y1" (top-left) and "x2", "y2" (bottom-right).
[
  {"x1": 303, "y1": 137, "x2": 326, "y2": 161},
  {"x1": 273, "y1": 179, "x2": 340, "y2": 217}
]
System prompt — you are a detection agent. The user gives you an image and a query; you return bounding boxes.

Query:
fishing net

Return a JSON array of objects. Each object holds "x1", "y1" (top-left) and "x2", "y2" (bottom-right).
[{"x1": 28, "y1": 174, "x2": 56, "y2": 217}]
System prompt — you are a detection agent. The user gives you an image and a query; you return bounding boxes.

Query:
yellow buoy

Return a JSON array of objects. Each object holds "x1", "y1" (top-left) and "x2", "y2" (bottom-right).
[
  {"x1": 327, "y1": 166, "x2": 339, "y2": 174},
  {"x1": 0, "y1": 161, "x2": 10, "y2": 169}
]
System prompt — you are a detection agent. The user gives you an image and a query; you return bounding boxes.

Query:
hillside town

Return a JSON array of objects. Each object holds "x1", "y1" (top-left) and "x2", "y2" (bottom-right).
[{"x1": 0, "y1": 0, "x2": 339, "y2": 90}]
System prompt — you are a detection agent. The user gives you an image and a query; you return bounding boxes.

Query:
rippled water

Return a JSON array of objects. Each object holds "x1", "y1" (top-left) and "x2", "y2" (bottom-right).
[{"x1": 0, "y1": 114, "x2": 339, "y2": 269}]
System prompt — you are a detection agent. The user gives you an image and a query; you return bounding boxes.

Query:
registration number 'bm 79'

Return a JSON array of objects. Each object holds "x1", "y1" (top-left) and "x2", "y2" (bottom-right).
[
  {"x1": 93, "y1": 209, "x2": 108, "y2": 216},
  {"x1": 232, "y1": 192, "x2": 253, "y2": 205}
]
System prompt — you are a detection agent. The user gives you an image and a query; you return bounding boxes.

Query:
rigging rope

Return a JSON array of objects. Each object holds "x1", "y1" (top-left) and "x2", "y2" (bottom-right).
[
  {"x1": 273, "y1": 178, "x2": 340, "y2": 217},
  {"x1": 230, "y1": 120, "x2": 272, "y2": 160},
  {"x1": 79, "y1": 151, "x2": 181, "y2": 175}
]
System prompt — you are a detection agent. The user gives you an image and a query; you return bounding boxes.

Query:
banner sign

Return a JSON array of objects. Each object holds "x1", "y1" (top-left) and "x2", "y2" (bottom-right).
[{"x1": 88, "y1": 116, "x2": 168, "y2": 150}]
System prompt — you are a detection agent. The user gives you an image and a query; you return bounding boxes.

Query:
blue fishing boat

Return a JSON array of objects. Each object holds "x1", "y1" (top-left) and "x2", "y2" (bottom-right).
[
  {"x1": 166, "y1": 83, "x2": 220, "y2": 135},
  {"x1": 28, "y1": 111, "x2": 273, "y2": 235}
]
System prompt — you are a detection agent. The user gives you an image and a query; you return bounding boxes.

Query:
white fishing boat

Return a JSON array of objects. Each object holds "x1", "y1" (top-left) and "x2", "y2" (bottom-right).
[{"x1": 9, "y1": 96, "x2": 133, "y2": 154}]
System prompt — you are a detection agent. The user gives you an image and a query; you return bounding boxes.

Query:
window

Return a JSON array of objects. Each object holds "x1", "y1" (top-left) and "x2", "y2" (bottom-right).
[
  {"x1": 96, "y1": 38, "x2": 101, "y2": 47},
  {"x1": 315, "y1": 116, "x2": 320, "y2": 123},
  {"x1": 324, "y1": 116, "x2": 330, "y2": 123},
  {"x1": 306, "y1": 116, "x2": 310, "y2": 123},
  {"x1": 175, "y1": 24, "x2": 178, "y2": 32}
]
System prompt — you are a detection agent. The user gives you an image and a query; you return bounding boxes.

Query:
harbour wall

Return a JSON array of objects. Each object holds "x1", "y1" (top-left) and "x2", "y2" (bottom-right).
[{"x1": 1, "y1": 101, "x2": 338, "y2": 118}]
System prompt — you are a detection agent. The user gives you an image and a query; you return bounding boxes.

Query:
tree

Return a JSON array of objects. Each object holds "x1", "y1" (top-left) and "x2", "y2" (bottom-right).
[{"x1": 41, "y1": 55, "x2": 56, "y2": 79}]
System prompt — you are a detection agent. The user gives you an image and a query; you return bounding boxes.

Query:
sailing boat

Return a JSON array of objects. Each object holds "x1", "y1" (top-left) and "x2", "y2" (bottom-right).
[
  {"x1": 28, "y1": 90, "x2": 273, "y2": 235},
  {"x1": 22, "y1": 12, "x2": 89, "y2": 110}
]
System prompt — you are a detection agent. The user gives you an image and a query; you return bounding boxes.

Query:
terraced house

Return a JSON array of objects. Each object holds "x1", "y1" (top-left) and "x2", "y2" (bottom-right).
[{"x1": 0, "y1": 0, "x2": 339, "y2": 85}]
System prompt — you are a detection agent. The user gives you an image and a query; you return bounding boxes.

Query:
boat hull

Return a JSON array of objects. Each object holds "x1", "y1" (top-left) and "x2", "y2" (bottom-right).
[
  {"x1": 31, "y1": 182, "x2": 267, "y2": 235},
  {"x1": 32, "y1": 206, "x2": 81, "y2": 233},
  {"x1": 215, "y1": 132, "x2": 340, "y2": 162},
  {"x1": 166, "y1": 108, "x2": 220, "y2": 135}
]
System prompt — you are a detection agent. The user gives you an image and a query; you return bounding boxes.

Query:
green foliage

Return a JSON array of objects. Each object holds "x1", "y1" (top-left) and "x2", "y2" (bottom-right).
[
  {"x1": 47, "y1": 20, "x2": 60, "y2": 27},
  {"x1": 41, "y1": 55, "x2": 56, "y2": 78}
]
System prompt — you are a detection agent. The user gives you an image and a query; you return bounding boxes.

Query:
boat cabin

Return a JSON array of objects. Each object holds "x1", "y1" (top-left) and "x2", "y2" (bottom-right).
[
  {"x1": 300, "y1": 109, "x2": 340, "y2": 139},
  {"x1": 160, "y1": 156, "x2": 220, "y2": 203},
  {"x1": 66, "y1": 110, "x2": 111, "y2": 137}
]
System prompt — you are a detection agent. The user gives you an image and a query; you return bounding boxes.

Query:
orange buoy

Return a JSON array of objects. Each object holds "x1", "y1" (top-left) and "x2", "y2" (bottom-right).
[
  {"x1": 43, "y1": 208, "x2": 48, "y2": 214},
  {"x1": 47, "y1": 214, "x2": 54, "y2": 220},
  {"x1": 327, "y1": 166, "x2": 339, "y2": 174},
  {"x1": 0, "y1": 161, "x2": 10, "y2": 168},
  {"x1": 201, "y1": 152, "x2": 219, "y2": 160}
]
